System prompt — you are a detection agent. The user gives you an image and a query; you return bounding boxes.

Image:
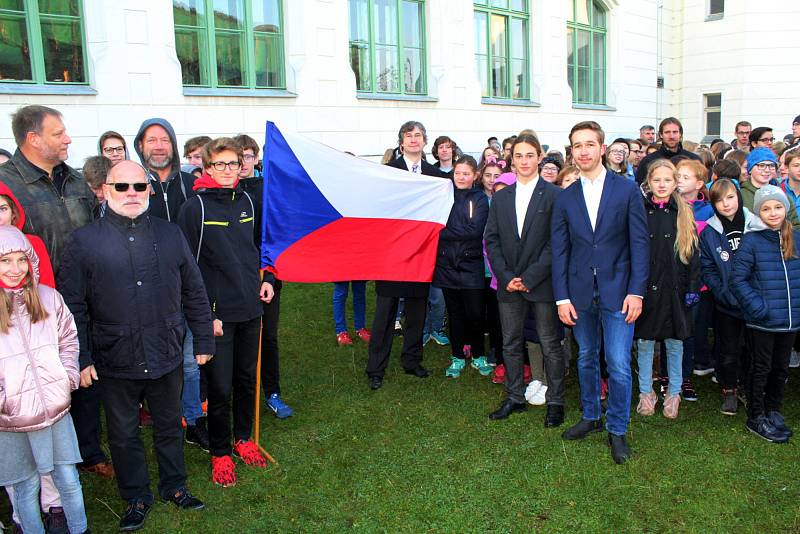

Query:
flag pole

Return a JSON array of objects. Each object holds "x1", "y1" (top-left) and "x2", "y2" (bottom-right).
[{"x1": 254, "y1": 269, "x2": 277, "y2": 465}]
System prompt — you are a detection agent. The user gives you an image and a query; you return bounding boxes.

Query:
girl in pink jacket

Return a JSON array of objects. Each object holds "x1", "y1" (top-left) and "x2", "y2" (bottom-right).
[{"x1": 0, "y1": 225, "x2": 89, "y2": 534}]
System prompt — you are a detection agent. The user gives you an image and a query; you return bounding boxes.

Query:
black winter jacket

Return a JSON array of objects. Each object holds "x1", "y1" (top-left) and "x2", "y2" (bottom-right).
[
  {"x1": 433, "y1": 187, "x2": 488, "y2": 289},
  {"x1": 57, "y1": 208, "x2": 215, "y2": 379},
  {"x1": 176, "y1": 185, "x2": 271, "y2": 322},
  {"x1": 635, "y1": 142, "x2": 702, "y2": 184},
  {"x1": 699, "y1": 211, "x2": 754, "y2": 318}
]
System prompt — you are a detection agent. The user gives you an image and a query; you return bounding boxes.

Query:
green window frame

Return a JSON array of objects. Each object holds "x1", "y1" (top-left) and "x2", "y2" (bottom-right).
[
  {"x1": 473, "y1": 0, "x2": 529, "y2": 101},
  {"x1": 0, "y1": 0, "x2": 88, "y2": 85},
  {"x1": 173, "y1": 0, "x2": 285, "y2": 90},
  {"x1": 566, "y1": 0, "x2": 606, "y2": 105},
  {"x1": 348, "y1": 0, "x2": 427, "y2": 96}
]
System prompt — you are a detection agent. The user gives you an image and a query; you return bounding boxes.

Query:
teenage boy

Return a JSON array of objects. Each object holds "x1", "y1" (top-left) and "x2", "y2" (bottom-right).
[{"x1": 741, "y1": 147, "x2": 800, "y2": 229}]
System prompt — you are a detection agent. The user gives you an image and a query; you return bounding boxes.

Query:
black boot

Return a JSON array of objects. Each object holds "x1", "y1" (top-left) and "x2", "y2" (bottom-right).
[{"x1": 544, "y1": 405, "x2": 565, "y2": 428}]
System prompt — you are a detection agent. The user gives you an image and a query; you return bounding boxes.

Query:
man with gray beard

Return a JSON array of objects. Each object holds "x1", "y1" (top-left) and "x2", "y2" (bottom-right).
[
  {"x1": 133, "y1": 118, "x2": 197, "y2": 222},
  {"x1": 58, "y1": 160, "x2": 215, "y2": 531}
]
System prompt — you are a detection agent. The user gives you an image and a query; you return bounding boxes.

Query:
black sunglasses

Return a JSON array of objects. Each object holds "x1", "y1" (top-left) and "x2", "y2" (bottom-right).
[{"x1": 109, "y1": 182, "x2": 148, "y2": 192}]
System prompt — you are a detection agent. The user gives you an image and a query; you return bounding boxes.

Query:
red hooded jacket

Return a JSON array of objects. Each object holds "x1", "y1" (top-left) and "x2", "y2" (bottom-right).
[{"x1": 0, "y1": 182, "x2": 56, "y2": 287}]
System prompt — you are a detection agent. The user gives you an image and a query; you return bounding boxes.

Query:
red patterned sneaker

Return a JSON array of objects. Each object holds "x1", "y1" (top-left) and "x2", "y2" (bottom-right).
[
  {"x1": 356, "y1": 328, "x2": 371, "y2": 343},
  {"x1": 336, "y1": 331, "x2": 353, "y2": 346},
  {"x1": 211, "y1": 455, "x2": 236, "y2": 487},
  {"x1": 234, "y1": 439, "x2": 267, "y2": 468},
  {"x1": 492, "y1": 363, "x2": 506, "y2": 384},
  {"x1": 523, "y1": 365, "x2": 532, "y2": 384}
]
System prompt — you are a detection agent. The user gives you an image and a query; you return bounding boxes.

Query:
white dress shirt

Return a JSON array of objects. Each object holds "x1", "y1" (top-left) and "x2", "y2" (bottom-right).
[
  {"x1": 581, "y1": 167, "x2": 606, "y2": 231},
  {"x1": 515, "y1": 176, "x2": 538, "y2": 238},
  {"x1": 403, "y1": 156, "x2": 422, "y2": 174}
]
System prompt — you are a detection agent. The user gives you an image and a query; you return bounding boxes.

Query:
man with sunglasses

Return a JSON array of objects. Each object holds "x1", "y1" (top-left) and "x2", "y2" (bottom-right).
[
  {"x1": 740, "y1": 147, "x2": 800, "y2": 229},
  {"x1": 58, "y1": 160, "x2": 214, "y2": 531}
]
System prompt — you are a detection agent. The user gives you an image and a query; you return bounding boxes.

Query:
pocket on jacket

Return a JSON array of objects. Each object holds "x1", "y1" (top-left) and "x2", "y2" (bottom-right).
[
  {"x1": 163, "y1": 313, "x2": 186, "y2": 357},
  {"x1": 91, "y1": 322, "x2": 133, "y2": 370}
]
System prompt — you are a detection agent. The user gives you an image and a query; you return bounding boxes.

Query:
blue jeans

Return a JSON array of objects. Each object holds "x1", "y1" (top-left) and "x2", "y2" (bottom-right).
[
  {"x1": 423, "y1": 286, "x2": 445, "y2": 334},
  {"x1": 333, "y1": 281, "x2": 366, "y2": 334},
  {"x1": 13, "y1": 464, "x2": 87, "y2": 534},
  {"x1": 182, "y1": 322, "x2": 203, "y2": 426},
  {"x1": 572, "y1": 301, "x2": 634, "y2": 436},
  {"x1": 638, "y1": 338, "x2": 683, "y2": 396}
]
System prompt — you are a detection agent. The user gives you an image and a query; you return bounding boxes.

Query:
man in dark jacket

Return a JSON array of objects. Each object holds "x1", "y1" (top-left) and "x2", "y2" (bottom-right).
[
  {"x1": 635, "y1": 117, "x2": 701, "y2": 183},
  {"x1": 58, "y1": 161, "x2": 214, "y2": 532},
  {"x1": 134, "y1": 118, "x2": 196, "y2": 222}
]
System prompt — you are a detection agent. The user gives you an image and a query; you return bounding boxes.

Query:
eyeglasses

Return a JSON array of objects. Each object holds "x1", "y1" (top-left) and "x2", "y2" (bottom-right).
[
  {"x1": 210, "y1": 161, "x2": 242, "y2": 171},
  {"x1": 607, "y1": 149, "x2": 627, "y2": 156},
  {"x1": 754, "y1": 163, "x2": 777, "y2": 171},
  {"x1": 541, "y1": 165, "x2": 559, "y2": 173},
  {"x1": 759, "y1": 137, "x2": 775, "y2": 144},
  {"x1": 242, "y1": 154, "x2": 257, "y2": 162},
  {"x1": 109, "y1": 182, "x2": 148, "y2": 192},
  {"x1": 102, "y1": 146, "x2": 125, "y2": 155}
]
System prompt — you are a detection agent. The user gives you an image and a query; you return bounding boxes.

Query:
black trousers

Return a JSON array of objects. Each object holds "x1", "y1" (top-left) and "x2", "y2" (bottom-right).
[
  {"x1": 715, "y1": 311, "x2": 745, "y2": 390},
  {"x1": 745, "y1": 328, "x2": 793, "y2": 419},
  {"x1": 483, "y1": 278, "x2": 503, "y2": 362},
  {"x1": 366, "y1": 295, "x2": 427, "y2": 377},
  {"x1": 260, "y1": 280, "x2": 282, "y2": 396},
  {"x1": 70, "y1": 383, "x2": 108, "y2": 466},
  {"x1": 98, "y1": 366, "x2": 185, "y2": 502},
  {"x1": 207, "y1": 317, "x2": 261, "y2": 456},
  {"x1": 442, "y1": 287, "x2": 485, "y2": 359}
]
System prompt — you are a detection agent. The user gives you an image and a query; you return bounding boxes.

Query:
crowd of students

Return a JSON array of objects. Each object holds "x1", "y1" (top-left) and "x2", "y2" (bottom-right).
[{"x1": 0, "y1": 105, "x2": 799, "y2": 532}]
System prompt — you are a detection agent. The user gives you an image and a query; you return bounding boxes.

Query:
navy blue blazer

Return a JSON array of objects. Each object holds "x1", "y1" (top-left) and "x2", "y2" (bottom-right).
[{"x1": 550, "y1": 170, "x2": 649, "y2": 311}]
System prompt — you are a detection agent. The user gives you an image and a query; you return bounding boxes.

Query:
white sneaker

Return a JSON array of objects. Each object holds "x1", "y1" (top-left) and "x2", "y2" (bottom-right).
[
  {"x1": 529, "y1": 385, "x2": 548, "y2": 406},
  {"x1": 524, "y1": 380, "x2": 542, "y2": 401},
  {"x1": 790, "y1": 350, "x2": 800, "y2": 369}
]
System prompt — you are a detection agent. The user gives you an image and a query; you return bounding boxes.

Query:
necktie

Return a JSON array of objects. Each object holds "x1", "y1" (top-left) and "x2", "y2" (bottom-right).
[{"x1": 412, "y1": 164, "x2": 419, "y2": 174}]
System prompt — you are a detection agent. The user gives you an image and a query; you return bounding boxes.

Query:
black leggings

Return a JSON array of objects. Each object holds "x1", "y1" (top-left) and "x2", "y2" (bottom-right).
[
  {"x1": 745, "y1": 328, "x2": 793, "y2": 419},
  {"x1": 483, "y1": 278, "x2": 502, "y2": 361},
  {"x1": 442, "y1": 287, "x2": 485, "y2": 359}
]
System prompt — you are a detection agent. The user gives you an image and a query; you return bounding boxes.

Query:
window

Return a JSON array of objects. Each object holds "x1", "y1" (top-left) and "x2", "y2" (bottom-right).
[
  {"x1": 566, "y1": 0, "x2": 606, "y2": 105},
  {"x1": 348, "y1": 0, "x2": 426, "y2": 95},
  {"x1": 173, "y1": 0, "x2": 285, "y2": 89},
  {"x1": 708, "y1": 0, "x2": 724, "y2": 17},
  {"x1": 704, "y1": 93, "x2": 721, "y2": 137},
  {"x1": 0, "y1": 0, "x2": 87, "y2": 85},
  {"x1": 473, "y1": 0, "x2": 528, "y2": 100}
]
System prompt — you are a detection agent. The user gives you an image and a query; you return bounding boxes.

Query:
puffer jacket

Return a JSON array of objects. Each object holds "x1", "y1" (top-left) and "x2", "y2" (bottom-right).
[
  {"x1": 730, "y1": 216, "x2": 800, "y2": 332},
  {"x1": 741, "y1": 179, "x2": 800, "y2": 229},
  {"x1": 433, "y1": 187, "x2": 488, "y2": 289},
  {"x1": 0, "y1": 226, "x2": 79, "y2": 432}
]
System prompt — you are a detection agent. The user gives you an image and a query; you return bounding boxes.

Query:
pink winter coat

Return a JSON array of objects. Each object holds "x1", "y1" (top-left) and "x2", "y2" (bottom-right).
[{"x1": 0, "y1": 226, "x2": 79, "y2": 433}]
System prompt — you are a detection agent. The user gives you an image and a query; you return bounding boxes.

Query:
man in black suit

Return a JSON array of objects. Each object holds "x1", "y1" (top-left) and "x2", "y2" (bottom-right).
[
  {"x1": 484, "y1": 134, "x2": 565, "y2": 426},
  {"x1": 365, "y1": 121, "x2": 444, "y2": 389}
]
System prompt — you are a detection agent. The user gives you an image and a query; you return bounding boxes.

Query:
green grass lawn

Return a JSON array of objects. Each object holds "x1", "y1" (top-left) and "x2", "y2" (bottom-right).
[{"x1": 5, "y1": 282, "x2": 800, "y2": 533}]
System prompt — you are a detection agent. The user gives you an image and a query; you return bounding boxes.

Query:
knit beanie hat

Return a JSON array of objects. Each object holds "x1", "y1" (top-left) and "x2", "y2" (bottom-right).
[
  {"x1": 753, "y1": 184, "x2": 790, "y2": 215},
  {"x1": 793, "y1": 114, "x2": 800, "y2": 125},
  {"x1": 539, "y1": 156, "x2": 563, "y2": 171},
  {"x1": 746, "y1": 147, "x2": 778, "y2": 174}
]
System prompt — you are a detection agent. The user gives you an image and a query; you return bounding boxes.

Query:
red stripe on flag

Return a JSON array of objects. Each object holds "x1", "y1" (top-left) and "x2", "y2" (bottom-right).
[{"x1": 271, "y1": 217, "x2": 443, "y2": 283}]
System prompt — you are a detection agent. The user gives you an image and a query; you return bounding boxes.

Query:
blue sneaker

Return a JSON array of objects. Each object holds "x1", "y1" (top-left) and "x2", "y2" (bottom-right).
[
  {"x1": 430, "y1": 330, "x2": 450, "y2": 346},
  {"x1": 267, "y1": 393, "x2": 294, "y2": 419},
  {"x1": 423, "y1": 332, "x2": 431, "y2": 345}
]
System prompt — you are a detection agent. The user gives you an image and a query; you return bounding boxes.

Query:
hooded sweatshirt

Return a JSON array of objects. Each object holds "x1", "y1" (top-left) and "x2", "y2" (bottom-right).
[
  {"x1": 0, "y1": 182, "x2": 55, "y2": 287},
  {"x1": 133, "y1": 118, "x2": 197, "y2": 222}
]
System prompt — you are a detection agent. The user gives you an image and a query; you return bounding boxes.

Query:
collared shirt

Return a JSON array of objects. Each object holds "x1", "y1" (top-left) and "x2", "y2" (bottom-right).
[
  {"x1": 403, "y1": 156, "x2": 422, "y2": 174},
  {"x1": 515, "y1": 176, "x2": 538, "y2": 238},
  {"x1": 580, "y1": 167, "x2": 606, "y2": 231}
]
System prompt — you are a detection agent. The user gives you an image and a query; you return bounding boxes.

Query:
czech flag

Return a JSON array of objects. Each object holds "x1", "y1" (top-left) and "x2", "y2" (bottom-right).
[{"x1": 261, "y1": 122, "x2": 453, "y2": 283}]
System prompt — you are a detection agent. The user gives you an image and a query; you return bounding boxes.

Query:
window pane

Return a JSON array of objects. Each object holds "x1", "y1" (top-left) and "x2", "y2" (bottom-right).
[
  {"x1": 252, "y1": 0, "x2": 280, "y2": 32},
  {"x1": 491, "y1": 57, "x2": 507, "y2": 98},
  {"x1": 709, "y1": 0, "x2": 724, "y2": 15},
  {"x1": 38, "y1": 0, "x2": 78, "y2": 16},
  {"x1": 490, "y1": 14, "x2": 506, "y2": 58},
  {"x1": 592, "y1": 32, "x2": 604, "y2": 70},
  {"x1": 0, "y1": 15, "x2": 32, "y2": 80},
  {"x1": 215, "y1": 31, "x2": 245, "y2": 86},
  {"x1": 474, "y1": 12, "x2": 487, "y2": 55},
  {"x1": 0, "y1": 0, "x2": 24, "y2": 10},
  {"x1": 474, "y1": 0, "x2": 486, "y2": 5},
  {"x1": 592, "y1": 68, "x2": 604, "y2": 104},
  {"x1": 566, "y1": 27, "x2": 573, "y2": 68},
  {"x1": 350, "y1": 42, "x2": 370, "y2": 91},
  {"x1": 254, "y1": 32, "x2": 283, "y2": 87},
  {"x1": 475, "y1": 54, "x2": 488, "y2": 97},
  {"x1": 591, "y1": 1, "x2": 605, "y2": 28},
  {"x1": 373, "y1": 0, "x2": 397, "y2": 45},
  {"x1": 375, "y1": 44, "x2": 399, "y2": 92},
  {"x1": 707, "y1": 111, "x2": 721, "y2": 136},
  {"x1": 213, "y1": 0, "x2": 243, "y2": 30},
  {"x1": 403, "y1": 47, "x2": 423, "y2": 94},
  {"x1": 576, "y1": 66, "x2": 589, "y2": 102},
  {"x1": 574, "y1": 0, "x2": 589, "y2": 24},
  {"x1": 576, "y1": 29, "x2": 589, "y2": 67},
  {"x1": 510, "y1": 17, "x2": 524, "y2": 58},
  {"x1": 176, "y1": 29, "x2": 207, "y2": 85},
  {"x1": 489, "y1": 0, "x2": 508, "y2": 8},
  {"x1": 510, "y1": 0, "x2": 526, "y2": 12},
  {"x1": 706, "y1": 93, "x2": 721, "y2": 107},
  {"x1": 402, "y1": 1, "x2": 421, "y2": 48},
  {"x1": 349, "y1": 0, "x2": 368, "y2": 41},
  {"x1": 511, "y1": 58, "x2": 525, "y2": 98},
  {"x1": 173, "y1": 0, "x2": 205, "y2": 27},
  {"x1": 40, "y1": 18, "x2": 84, "y2": 82}
]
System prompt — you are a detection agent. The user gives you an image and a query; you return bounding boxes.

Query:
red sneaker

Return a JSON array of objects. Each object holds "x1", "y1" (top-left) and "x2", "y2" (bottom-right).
[
  {"x1": 336, "y1": 331, "x2": 353, "y2": 346},
  {"x1": 523, "y1": 365, "x2": 532, "y2": 384},
  {"x1": 463, "y1": 345, "x2": 472, "y2": 358},
  {"x1": 138, "y1": 407, "x2": 153, "y2": 427},
  {"x1": 201, "y1": 400, "x2": 208, "y2": 414},
  {"x1": 492, "y1": 364, "x2": 506, "y2": 384},
  {"x1": 600, "y1": 378, "x2": 609, "y2": 401},
  {"x1": 211, "y1": 455, "x2": 237, "y2": 487},
  {"x1": 356, "y1": 328, "x2": 371, "y2": 343},
  {"x1": 233, "y1": 439, "x2": 266, "y2": 468}
]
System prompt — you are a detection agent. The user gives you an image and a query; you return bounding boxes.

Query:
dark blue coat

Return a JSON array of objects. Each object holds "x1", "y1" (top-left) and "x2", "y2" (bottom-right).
[
  {"x1": 699, "y1": 211, "x2": 753, "y2": 318},
  {"x1": 730, "y1": 218, "x2": 800, "y2": 332},
  {"x1": 433, "y1": 187, "x2": 488, "y2": 289}
]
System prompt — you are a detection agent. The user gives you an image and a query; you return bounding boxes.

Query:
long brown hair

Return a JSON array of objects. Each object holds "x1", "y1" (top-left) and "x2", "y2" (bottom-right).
[
  {"x1": 646, "y1": 159, "x2": 699, "y2": 265},
  {"x1": 780, "y1": 218, "x2": 796, "y2": 261},
  {"x1": 0, "y1": 272, "x2": 49, "y2": 334}
]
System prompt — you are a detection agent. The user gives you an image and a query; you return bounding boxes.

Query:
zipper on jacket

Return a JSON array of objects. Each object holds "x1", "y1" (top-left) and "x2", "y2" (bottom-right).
[{"x1": 780, "y1": 243, "x2": 792, "y2": 330}]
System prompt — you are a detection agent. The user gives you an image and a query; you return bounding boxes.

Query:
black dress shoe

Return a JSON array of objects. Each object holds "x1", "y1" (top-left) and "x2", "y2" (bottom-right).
[
  {"x1": 561, "y1": 418, "x2": 603, "y2": 440},
  {"x1": 608, "y1": 433, "x2": 632, "y2": 464},
  {"x1": 368, "y1": 375, "x2": 383, "y2": 390},
  {"x1": 544, "y1": 405, "x2": 565, "y2": 428},
  {"x1": 404, "y1": 366, "x2": 430, "y2": 378},
  {"x1": 163, "y1": 487, "x2": 205, "y2": 510},
  {"x1": 119, "y1": 498, "x2": 152, "y2": 532},
  {"x1": 488, "y1": 398, "x2": 528, "y2": 420}
]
